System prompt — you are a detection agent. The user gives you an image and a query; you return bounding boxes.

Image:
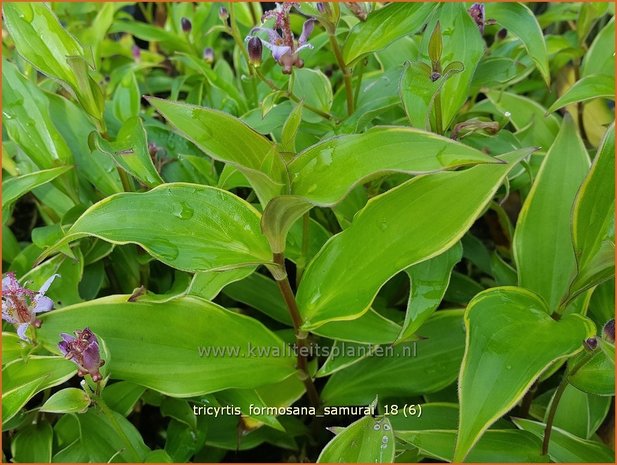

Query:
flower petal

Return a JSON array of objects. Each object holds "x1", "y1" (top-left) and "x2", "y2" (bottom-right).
[
  {"x1": 2, "y1": 301, "x2": 17, "y2": 324},
  {"x1": 248, "y1": 26, "x2": 281, "y2": 44},
  {"x1": 38, "y1": 274, "x2": 60, "y2": 295},
  {"x1": 295, "y1": 43, "x2": 314, "y2": 54},
  {"x1": 262, "y1": 41, "x2": 292, "y2": 62},
  {"x1": 299, "y1": 18, "x2": 316, "y2": 45},
  {"x1": 33, "y1": 295, "x2": 54, "y2": 314},
  {"x1": 17, "y1": 323, "x2": 30, "y2": 341}
]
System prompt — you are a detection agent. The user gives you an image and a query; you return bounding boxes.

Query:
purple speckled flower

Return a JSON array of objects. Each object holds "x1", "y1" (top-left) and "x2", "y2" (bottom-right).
[
  {"x1": 58, "y1": 328, "x2": 105, "y2": 382},
  {"x1": 468, "y1": 3, "x2": 485, "y2": 34},
  {"x1": 245, "y1": 3, "x2": 316, "y2": 74},
  {"x1": 2, "y1": 272, "x2": 59, "y2": 341}
]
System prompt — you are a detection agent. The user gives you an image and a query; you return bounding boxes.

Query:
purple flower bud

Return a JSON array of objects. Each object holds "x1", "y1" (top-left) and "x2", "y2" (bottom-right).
[
  {"x1": 58, "y1": 328, "x2": 105, "y2": 382},
  {"x1": 203, "y1": 47, "x2": 214, "y2": 64},
  {"x1": 181, "y1": 17, "x2": 192, "y2": 33},
  {"x1": 247, "y1": 36, "x2": 263, "y2": 67},
  {"x1": 316, "y1": 2, "x2": 325, "y2": 13},
  {"x1": 148, "y1": 142, "x2": 158, "y2": 157},
  {"x1": 431, "y1": 71, "x2": 441, "y2": 82},
  {"x1": 131, "y1": 45, "x2": 141, "y2": 61},
  {"x1": 603, "y1": 319, "x2": 615, "y2": 343},
  {"x1": 584, "y1": 337, "x2": 598, "y2": 351},
  {"x1": 468, "y1": 3, "x2": 485, "y2": 34},
  {"x1": 219, "y1": 7, "x2": 229, "y2": 21},
  {"x1": 497, "y1": 28, "x2": 507, "y2": 40}
]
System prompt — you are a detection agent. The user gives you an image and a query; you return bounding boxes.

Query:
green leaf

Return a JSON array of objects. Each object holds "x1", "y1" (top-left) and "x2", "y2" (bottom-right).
[
  {"x1": 40, "y1": 388, "x2": 90, "y2": 414},
  {"x1": 289, "y1": 126, "x2": 500, "y2": 207},
  {"x1": 102, "y1": 381, "x2": 146, "y2": 416},
  {"x1": 11, "y1": 422, "x2": 53, "y2": 463},
  {"x1": 513, "y1": 418, "x2": 615, "y2": 463},
  {"x1": 317, "y1": 415, "x2": 394, "y2": 463},
  {"x1": 568, "y1": 347, "x2": 615, "y2": 396},
  {"x1": 485, "y1": 2, "x2": 551, "y2": 85},
  {"x1": 547, "y1": 75, "x2": 615, "y2": 113},
  {"x1": 582, "y1": 18, "x2": 615, "y2": 78},
  {"x1": 90, "y1": 116, "x2": 164, "y2": 188},
  {"x1": 189, "y1": 268, "x2": 255, "y2": 301},
  {"x1": 38, "y1": 296, "x2": 296, "y2": 396},
  {"x1": 397, "y1": 242, "x2": 462, "y2": 343},
  {"x1": 261, "y1": 196, "x2": 312, "y2": 254},
  {"x1": 2, "y1": 332, "x2": 25, "y2": 366},
  {"x1": 146, "y1": 97, "x2": 285, "y2": 204},
  {"x1": 2, "y1": 166, "x2": 73, "y2": 217},
  {"x1": 280, "y1": 102, "x2": 303, "y2": 154},
  {"x1": 343, "y1": 3, "x2": 435, "y2": 64},
  {"x1": 42, "y1": 183, "x2": 271, "y2": 273},
  {"x1": 3, "y1": 3, "x2": 84, "y2": 89},
  {"x1": 112, "y1": 71, "x2": 141, "y2": 123},
  {"x1": 454, "y1": 287, "x2": 595, "y2": 462},
  {"x1": 428, "y1": 21, "x2": 442, "y2": 64},
  {"x1": 297, "y1": 149, "x2": 529, "y2": 329},
  {"x1": 322, "y1": 310, "x2": 465, "y2": 405},
  {"x1": 291, "y1": 69, "x2": 333, "y2": 123},
  {"x1": 513, "y1": 116, "x2": 590, "y2": 312},
  {"x1": 569, "y1": 124, "x2": 615, "y2": 297},
  {"x1": 2, "y1": 356, "x2": 76, "y2": 422},
  {"x1": 397, "y1": 429, "x2": 546, "y2": 463}
]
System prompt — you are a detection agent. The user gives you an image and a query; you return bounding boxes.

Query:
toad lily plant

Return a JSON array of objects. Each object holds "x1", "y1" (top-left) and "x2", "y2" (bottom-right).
[{"x1": 1, "y1": 2, "x2": 614, "y2": 464}]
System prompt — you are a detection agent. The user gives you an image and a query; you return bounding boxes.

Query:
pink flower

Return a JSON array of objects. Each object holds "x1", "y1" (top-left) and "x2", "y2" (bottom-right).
[{"x1": 2, "y1": 272, "x2": 59, "y2": 341}]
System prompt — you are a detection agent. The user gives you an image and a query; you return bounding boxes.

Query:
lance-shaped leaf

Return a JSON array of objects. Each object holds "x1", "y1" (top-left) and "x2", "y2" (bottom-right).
[
  {"x1": 297, "y1": 149, "x2": 530, "y2": 329},
  {"x1": 568, "y1": 124, "x2": 615, "y2": 297},
  {"x1": 3, "y1": 356, "x2": 76, "y2": 422},
  {"x1": 513, "y1": 116, "x2": 590, "y2": 312},
  {"x1": 343, "y1": 3, "x2": 435, "y2": 64},
  {"x1": 396, "y1": 242, "x2": 462, "y2": 343},
  {"x1": 454, "y1": 287, "x2": 595, "y2": 462},
  {"x1": 146, "y1": 97, "x2": 285, "y2": 204},
  {"x1": 582, "y1": 18, "x2": 615, "y2": 78},
  {"x1": 40, "y1": 388, "x2": 90, "y2": 414},
  {"x1": 288, "y1": 126, "x2": 499, "y2": 207},
  {"x1": 11, "y1": 423, "x2": 54, "y2": 463},
  {"x1": 261, "y1": 196, "x2": 313, "y2": 254},
  {"x1": 317, "y1": 415, "x2": 394, "y2": 463},
  {"x1": 90, "y1": 116, "x2": 164, "y2": 189},
  {"x1": 547, "y1": 75, "x2": 615, "y2": 114},
  {"x1": 38, "y1": 296, "x2": 296, "y2": 396},
  {"x1": 40, "y1": 184, "x2": 271, "y2": 273},
  {"x1": 513, "y1": 418, "x2": 615, "y2": 463},
  {"x1": 485, "y1": 2, "x2": 551, "y2": 85}
]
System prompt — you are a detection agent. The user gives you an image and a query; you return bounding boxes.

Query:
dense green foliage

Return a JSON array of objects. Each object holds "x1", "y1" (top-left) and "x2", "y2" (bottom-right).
[{"x1": 2, "y1": 2, "x2": 615, "y2": 463}]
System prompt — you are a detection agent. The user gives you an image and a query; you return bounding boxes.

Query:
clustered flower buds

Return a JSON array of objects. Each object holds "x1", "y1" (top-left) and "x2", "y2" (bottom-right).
[
  {"x1": 344, "y1": 2, "x2": 367, "y2": 21},
  {"x1": 468, "y1": 3, "x2": 485, "y2": 34},
  {"x1": 245, "y1": 3, "x2": 316, "y2": 74},
  {"x1": 2, "y1": 272, "x2": 59, "y2": 341},
  {"x1": 58, "y1": 328, "x2": 105, "y2": 382},
  {"x1": 219, "y1": 7, "x2": 229, "y2": 22}
]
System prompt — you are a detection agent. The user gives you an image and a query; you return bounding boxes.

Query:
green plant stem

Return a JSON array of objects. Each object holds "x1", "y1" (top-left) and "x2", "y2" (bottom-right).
[
  {"x1": 353, "y1": 58, "x2": 367, "y2": 107},
  {"x1": 253, "y1": 67, "x2": 337, "y2": 122},
  {"x1": 118, "y1": 168, "x2": 134, "y2": 192},
  {"x1": 328, "y1": 32, "x2": 354, "y2": 115},
  {"x1": 542, "y1": 352, "x2": 594, "y2": 455},
  {"x1": 228, "y1": 4, "x2": 250, "y2": 65},
  {"x1": 272, "y1": 252, "x2": 321, "y2": 409},
  {"x1": 434, "y1": 92, "x2": 444, "y2": 135},
  {"x1": 96, "y1": 395, "x2": 141, "y2": 462}
]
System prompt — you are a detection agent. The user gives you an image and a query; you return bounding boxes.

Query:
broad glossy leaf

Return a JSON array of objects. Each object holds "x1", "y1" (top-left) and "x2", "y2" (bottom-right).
[
  {"x1": 2, "y1": 356, "x2": 76, "y2": 422},
  {"x1": 343, "y1": 3, "x2": 435, "y2": 64},
  {"x1": 568, "y1": 348, "x2": 615, "y2": 396},
  {"x1": 485, "y1": 3, "x2": 550, "y2": 85},
  {"x1": 146, "y1": 97, "x2": 285, "y2": 204},
  {"x1": 569, "y1": 124, "x2": 615, "y2": 297},
  {"x1": 454, "y1": 287, "x2": 595, "y2": 462},
  {"x1": 547, "y1": 75, "x2": 615, "y2": 113},
  {"x1": 2, "y1": 332, "x2": 24, "y2": 366},
  {"x1": 297, "y1": 149, "x2": 530, "y2": 329},
  {"x1": 91, "y1": 116, "x2": 164, "y2": 188},
  {"x1": 397, "y1": 242, "x2": 462, "y2": 343},
  {"x1": 317, "y1": 416, "x2": 394, "y2": 463},
  {"x1": 38, "y1": 296, "x2": 296, "y2": 396},
  {"x1": 189, "y1": 268, "x2": 255, "y2": 301},
  {"x1": 289, "y1": 127, "x2": 496, "y2": 207},
  {"x1": 102, "y1": 381, "x2": 147, "y2": 416},
  {"x1": 322, "y1": 310, "x2": 465, "y2": 405},
  {"x1": 513, "y1": 116, "x2": 590, "y2": 312},
  {"x1": 513, "y1": 418, "x2": 614, "y2": 463},
  {"x1": 40, "y1": 388, "x2": 90, "y2": 414},
  {"x1": 11, "y1": 422, "x2": 53, "y2": 463},
  {"x1": 43, "y1": 183, "x2": 271, "y2": 272},
  {"x1": 397, "y1": 429, "x2": 546, "y2": 463}
]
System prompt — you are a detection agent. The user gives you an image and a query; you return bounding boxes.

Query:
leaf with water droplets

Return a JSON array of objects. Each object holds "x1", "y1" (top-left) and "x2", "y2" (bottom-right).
[
  {"x1": 39, "y1": 183, "x2": 272, "y2": 272},
  {"x1": 454, "y1": 286, "x2": 595, "y2": 462},
  {"x1": 317, "y1": 415, "x2": 394, "y2": 463}
]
